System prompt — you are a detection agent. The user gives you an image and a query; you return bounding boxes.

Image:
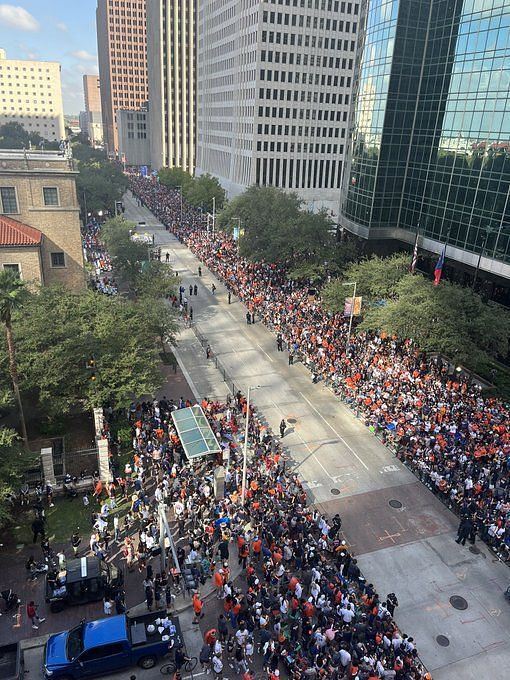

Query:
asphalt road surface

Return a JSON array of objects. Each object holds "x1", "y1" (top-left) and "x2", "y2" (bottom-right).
[{"x1": 124, "y1": 192, "x2": 510, "y2": 680}]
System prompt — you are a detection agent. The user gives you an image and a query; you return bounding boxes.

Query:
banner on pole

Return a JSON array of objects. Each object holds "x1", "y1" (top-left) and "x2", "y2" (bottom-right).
[{"x1": 343, "y1": 296, "x2": 362, "y2": 317}]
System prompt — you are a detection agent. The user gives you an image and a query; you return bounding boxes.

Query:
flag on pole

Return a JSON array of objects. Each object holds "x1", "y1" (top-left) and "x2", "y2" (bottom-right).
[
  {"x1": 433, "y1": 246, "x2": 446, "y2": 286},
  {"x1": 409, "y1": 233, "x2": 419, "y2": 273}
]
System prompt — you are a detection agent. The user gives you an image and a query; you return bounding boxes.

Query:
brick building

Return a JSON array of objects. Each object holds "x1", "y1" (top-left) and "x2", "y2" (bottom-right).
[{"x1": 0, "y1": 149, "x2": 85, "y2": 289}]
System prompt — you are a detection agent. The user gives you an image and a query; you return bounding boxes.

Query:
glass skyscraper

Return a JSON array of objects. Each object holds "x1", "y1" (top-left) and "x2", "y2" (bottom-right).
[{"x1": 340, "y1": 0, "x2": 510, "y2": 278}]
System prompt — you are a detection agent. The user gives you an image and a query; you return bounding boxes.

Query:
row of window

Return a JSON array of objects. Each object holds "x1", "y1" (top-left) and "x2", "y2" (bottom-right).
[
  {"x1": 261, "y1": 30, "x2": 356, "y2": 50},
  {"x1": 259, "y1": 85, "x2": 351, "y2": 111},
  {"x1": 258, "y1": 105, "x2": 349, "y2": 129},
  {"x1": 266, "y1": 0, "x2": 358, "y2": 12},
  {"x1": 3, "y1": 251, "x2": 66, "y2": 274},
  {"x1": 255, "y1": 156, "x2": 343, "y2": 189},
  {"x1": 0, "y1": 186, "x2": 59, "y2": 213},
  {"x1": 256, "y1": 140, "x2": 344, "y2": 154},
  {"x1": 262, "y1": 11, "x2": 357, "y2": 34},
  {"x1": 261, "y1": 50, "x2": 353, "y2": 72},
  {"x1": 260, "y1": 70, "x2": 351, "y2": 87},
  {"x1": 257, "y1": 121, "x2": 347, "y2": 135},
  {"x1": 0, "y1": 66, "x2": 52, "y2": 73}
]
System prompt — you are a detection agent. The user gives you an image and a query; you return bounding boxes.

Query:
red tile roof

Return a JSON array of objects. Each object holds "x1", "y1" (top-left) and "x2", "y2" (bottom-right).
[{"x1": 0, "y1": 215, "x2": 42, "y2": 246}]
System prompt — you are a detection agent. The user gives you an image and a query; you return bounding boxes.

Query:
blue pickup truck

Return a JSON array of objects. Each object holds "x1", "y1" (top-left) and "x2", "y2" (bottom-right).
[{"x1": 44, "y1": 611, "x2": 182, "y2": 679}]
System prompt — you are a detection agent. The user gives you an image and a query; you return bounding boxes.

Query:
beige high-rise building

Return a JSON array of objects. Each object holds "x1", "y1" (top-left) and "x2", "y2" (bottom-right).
[
  {"x1": 147, "y1": 0, "x2": 196, "y2": 174},
  {"x1": 195, "y1": 0, "x2": 360, "y2": 217},
  {"x1": 0, "y1": 49, "x2": 65, "y2": 142},
  {"x1": 82, "y1": 75, "x2": 103, "y2": 147},
  {"x1": 96, "y1": 0, "x2": 149, "y2": 155}
]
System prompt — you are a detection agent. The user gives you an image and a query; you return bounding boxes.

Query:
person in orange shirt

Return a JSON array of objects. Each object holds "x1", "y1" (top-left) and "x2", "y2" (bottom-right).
[
  {"x1": 252, "y1": 536, "x2": 262, "y2": 562},
  {"x1": 192, "y1": 591, "x2": 204, "y2": 624}
]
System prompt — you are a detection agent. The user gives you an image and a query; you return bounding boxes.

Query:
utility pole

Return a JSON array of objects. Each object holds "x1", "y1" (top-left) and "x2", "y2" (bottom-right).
[
  {"x1": 241, "y1": 385, "x2": 260, "y2": 505},
  {"x1": 343, "y1": 281, "x2": 357, "y2": 351}
]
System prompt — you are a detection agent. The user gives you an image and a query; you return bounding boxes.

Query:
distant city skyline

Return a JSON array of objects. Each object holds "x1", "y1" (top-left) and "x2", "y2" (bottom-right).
[{"x1": 0, "y1": 1, "x2": 98, "y2": 113}]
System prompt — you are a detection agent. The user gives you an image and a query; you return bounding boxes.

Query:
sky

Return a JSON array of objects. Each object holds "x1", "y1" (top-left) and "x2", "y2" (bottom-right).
[{"x1": 0, "y1": 1, "x2": 98, "y2": 114}]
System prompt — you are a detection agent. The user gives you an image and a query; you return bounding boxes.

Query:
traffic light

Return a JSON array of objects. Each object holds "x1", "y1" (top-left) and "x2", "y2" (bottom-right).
[{"x1": 86, "y1": 356, "x2": 96, "y2": 381}]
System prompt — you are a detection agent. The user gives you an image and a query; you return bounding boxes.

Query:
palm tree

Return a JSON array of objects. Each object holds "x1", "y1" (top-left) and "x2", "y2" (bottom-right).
[{"x1": 0, "y1": 270, "x2": 28, "y2": 446}]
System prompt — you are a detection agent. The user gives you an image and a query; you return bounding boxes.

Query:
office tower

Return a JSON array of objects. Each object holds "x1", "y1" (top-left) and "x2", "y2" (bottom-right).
[
  {"x1": 0, "y1": 49, "x2": 65, "y2": 142},
  {"x1": 147, "y1": 0, "x2": 196, "y2": 174},
  {"x1": 82, "y1": 75, "x2": 103, "y2": 147},
  {"x1": 195, "y1": 0, "x2": 360, "y2": 215},
  {"x1": 340, "y1": 0, "x2": 510, "y2": 280},
  {"x1": 96, "y1": 0, "x2": 149, "y2": 155}
]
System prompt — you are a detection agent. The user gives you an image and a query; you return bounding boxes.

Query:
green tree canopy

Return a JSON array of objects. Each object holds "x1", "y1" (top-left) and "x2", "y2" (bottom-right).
[
  {"x1": 158, "y1": 167, "x2": 193, "y2": 193},
  {"x1": 101, "y1": 216, "x2": 147, "y2": 289},
  {"x1": 359, "y1": 274, "x2": 510, "y2": 370},
  {"x1": 217, "y1": 185, "x2": 352, "y2": 275},
  {"x1": 1, "y1": 286, "x2": 177, "y2": 419},
  {"x1": 0, "y1": 121, "x2": 44, "y2": 149},
  {"x1": 321, "y1": 252, "x2": 411, "y2": 311},
  {"x1": 75, "y1": 154, "x2": 128, "y2": 217},
  {"x1": 72, "y1": 142, "x2": 105, "y2": 163},
  {"x1": 185, "y1": 173, "x2": 226, "y2": 212},
  {"x1": 135, "y1": 260, "x2": 178, "y2": 300},
  {"x1": 0, "y1": 428, "x2": 36, "y2": 529}
]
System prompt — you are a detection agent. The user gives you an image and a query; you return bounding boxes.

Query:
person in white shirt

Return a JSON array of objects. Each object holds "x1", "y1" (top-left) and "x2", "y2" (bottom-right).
[
  {"x1": 340, "y1": 603, "x2": 355, "y2": 624},
  {"x1": 212, "y1": 654, "x2": 223, "y2": 677}
]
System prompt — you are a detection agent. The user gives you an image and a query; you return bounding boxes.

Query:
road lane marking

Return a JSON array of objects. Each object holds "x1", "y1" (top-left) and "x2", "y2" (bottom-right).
[
  {"x1": 298, "y1": 392, "x2": 369, "y2": 471},
  {"x1": 270, "y1": 400, "x2": 335, "y2": 481},
  {"x1": 257, "y1": 343, "x2": 274, "y2": 362}
]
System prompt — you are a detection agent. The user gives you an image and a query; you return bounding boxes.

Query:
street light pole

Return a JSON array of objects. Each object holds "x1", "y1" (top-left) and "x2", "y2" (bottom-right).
[
  {"x1": 472, "y1": 232, "x2": 489, "y2": 290},
  {"x1": 212, "y1": 196, "x2": 216, "y2": 237},
  {"x1": 241, "y1": 385, "x2": 260, "y2": 505},
  {"x1": 176, "y1": 185, "x2": 183, "y2": 224},
  {"x1": 343, "y1": 281, "x2": 357, "y2": 351}
]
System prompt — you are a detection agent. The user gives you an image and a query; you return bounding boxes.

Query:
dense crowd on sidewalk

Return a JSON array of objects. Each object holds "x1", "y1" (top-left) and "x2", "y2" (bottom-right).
[
  {"x1": 81, "y1": 219, "x2": 119, "y2": 295},
  {"x1": 129, "y1": 175, "x2": 510, "y2": 563},
  {"x1": 126, "y1": 391, "x2": 430, "y2": 680}
]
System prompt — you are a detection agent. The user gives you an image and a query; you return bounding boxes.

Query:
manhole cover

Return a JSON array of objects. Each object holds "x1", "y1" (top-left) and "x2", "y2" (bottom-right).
[
  {"x1": 436, "y1": 635, "x2": 450, "y2": 647},
  {"x1": 449, "y1": 596, "x2": 468, "y2": 610},
  {"x1": 287, "y1": 418, "x2": 297, "y2": 424},
  {"x1": 389, "y1": 499, "x2": 403, "y2": 508},
  {"x1": 469, "y1": 545, "x2": 481, "y2": 555},
  {"x1": 331, "y1": 488, "x2": 341, "y2": 495}
]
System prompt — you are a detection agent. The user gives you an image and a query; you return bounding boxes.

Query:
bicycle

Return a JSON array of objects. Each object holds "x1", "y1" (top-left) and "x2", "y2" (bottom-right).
[{"x1": 160, "y1": 656, "x2": 198, "y2": 676}]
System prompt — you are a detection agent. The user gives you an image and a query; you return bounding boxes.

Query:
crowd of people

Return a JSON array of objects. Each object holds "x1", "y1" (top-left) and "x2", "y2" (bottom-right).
[
  {"x1": 82, "y1": 219, "x2": 119, "y2": 295},
  {"x1": 125, "y1": 389, "x2": 430, "y2": 680},
  {"x1": 129, "y1": 175, "x2": 510, "y2": 564}
]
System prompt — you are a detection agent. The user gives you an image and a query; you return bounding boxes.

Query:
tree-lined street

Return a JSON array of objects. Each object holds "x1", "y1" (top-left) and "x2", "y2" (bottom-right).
[{"x1": 122, "y1": 191, "x2": 510, "y2": 680}]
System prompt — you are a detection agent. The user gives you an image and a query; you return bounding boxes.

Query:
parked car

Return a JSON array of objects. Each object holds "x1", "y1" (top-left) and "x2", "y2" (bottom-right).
[
  {"x1": 45, "y1": 557, "x2": 123, "y2": 613},
  {"x1": 44, "y1": 611, "x2": 182, "y2": 679}
]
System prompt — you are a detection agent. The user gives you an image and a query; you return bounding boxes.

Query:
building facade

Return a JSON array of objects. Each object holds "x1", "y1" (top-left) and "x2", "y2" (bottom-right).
[
  {"x1": 195, "y1": 0, "x2": 360, "y2": 215},
  {"x1": 0, "y1": 48, "x2": 65, "y2": 142},
  {"x1": 0, "y1": 149, "x2": 85, "y2": 289},
  {"x1": 82, "y1": 74, "x2": 103, "y2": 147},
  {"x1": 96, "y1": 0, "x2": 149, "y2": 155},
  {"x1": 147, "y1": 0, "x2": 196, "y2": 174},
  {"x1": 117, "y1": 108, "x2": 150, "y2": 166},
  {"x1": 340, "y1": 0, "x2": 510, "y2": 280},
  {"x1": 0, "y1": 215, "x2": 43, "y2": 285}
]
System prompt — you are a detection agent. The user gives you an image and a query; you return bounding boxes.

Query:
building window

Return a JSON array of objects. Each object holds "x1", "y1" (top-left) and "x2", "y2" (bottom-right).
[
  {"x1": 0, "y1": 187, "x2": 18, "y2": 213},
  {"x1": 3, "y1": 263, "x2": 20, "y2": 277},
  {"x1": 43, "y1": 187, "x2": 59, "y2": 206},
  {"x1": 50, "y1": 252, "x2": 65, "y2": 268}
]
